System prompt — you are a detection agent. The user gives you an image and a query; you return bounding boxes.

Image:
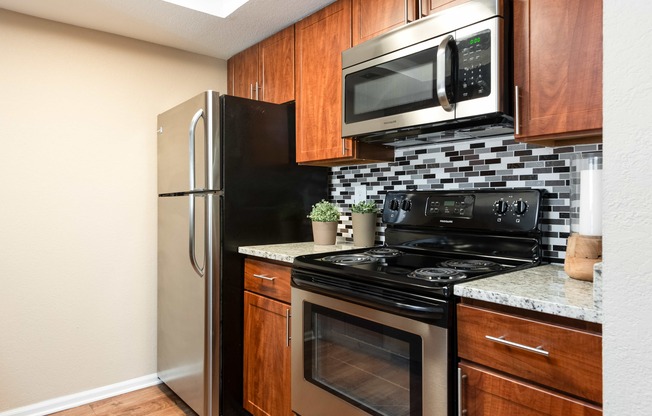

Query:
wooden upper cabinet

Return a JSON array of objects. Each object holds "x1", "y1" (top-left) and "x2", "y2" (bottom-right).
[
  {"x1": 295, "y1": 0, "x2": 394, "y2": 166},
  {"x1": 227, "y1": 26, "x2": 294, "y2": 104},
  {"x1": 228, "y1": 44, "x2": 259, "y2": 99},
  {"x1": 421, "y1": 0, "x2": 469, "y2": 16},
  {"x1": 513, "y1": 0, "x2": 603, "y2": 145},
  {"x1": 295, "y1": 0, "x2": 353, "y2": 164},
  {"x1": 352, "y1": 0, "x2": 414, "y2": 46},
  {"x1": 258, "y1": 26, "x2": 295, "y2": 104}
]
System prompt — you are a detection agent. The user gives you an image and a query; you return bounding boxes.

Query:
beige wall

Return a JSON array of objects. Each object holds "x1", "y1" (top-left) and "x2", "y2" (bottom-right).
[{"x1": 0, "y1": 9, "x2": 226, "y2": 411}]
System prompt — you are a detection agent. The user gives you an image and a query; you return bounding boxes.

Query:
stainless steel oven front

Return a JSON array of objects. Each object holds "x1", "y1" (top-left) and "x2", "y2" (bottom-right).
[{"x1": 291, "y1": 287, "x2": 449, "y2": 416}]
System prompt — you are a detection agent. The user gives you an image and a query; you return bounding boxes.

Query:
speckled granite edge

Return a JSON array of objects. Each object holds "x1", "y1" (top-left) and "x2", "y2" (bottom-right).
[
  {"x1": 239, "y1": 242, "x2": 603, "y2": 324},
  {"x1": 454, "y1": 264, "x2": 603, "y2": 324},
  {"x1": 238, "y1": 240, "x2": 355, "y2": 264}
]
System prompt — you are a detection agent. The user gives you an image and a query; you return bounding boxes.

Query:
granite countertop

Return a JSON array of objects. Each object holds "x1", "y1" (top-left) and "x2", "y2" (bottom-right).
[
  {"x1": 238, "y1": 240, "x2": 355, "y2": 264},
  {"x1": 455, "y1": 263, "x2": 603, "y2": 324},
  {"x1": 238, "y1": 242, "x2": 603, "y2": 324}
]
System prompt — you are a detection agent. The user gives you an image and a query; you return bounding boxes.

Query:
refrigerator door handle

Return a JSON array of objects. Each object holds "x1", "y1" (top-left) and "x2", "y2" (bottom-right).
[
  {"x1": 189, "y1": 194, "x2": 204, "y2": 277},
  {"x1": 189, "y1": 109, "x2": 204, "y2": 191}
]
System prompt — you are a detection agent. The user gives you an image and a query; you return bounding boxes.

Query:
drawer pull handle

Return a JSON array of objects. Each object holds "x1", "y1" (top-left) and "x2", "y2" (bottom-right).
[
  {"x1": 253, "y1": 273, "x2": 276, "y2": 281},
  {"x1": 485, "y1": 335, "x2": 550, "y2": 357}
]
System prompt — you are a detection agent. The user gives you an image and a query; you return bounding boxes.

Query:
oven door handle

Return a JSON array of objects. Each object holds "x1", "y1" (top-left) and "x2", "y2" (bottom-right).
[{"x1": 292, "y1": 276, "x2": 446, "y2": 321}]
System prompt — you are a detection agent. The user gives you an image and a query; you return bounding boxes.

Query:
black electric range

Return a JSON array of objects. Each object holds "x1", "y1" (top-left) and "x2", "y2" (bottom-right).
[{"x1": 292, "y1": 189, "x2": 544, "y2": 322}]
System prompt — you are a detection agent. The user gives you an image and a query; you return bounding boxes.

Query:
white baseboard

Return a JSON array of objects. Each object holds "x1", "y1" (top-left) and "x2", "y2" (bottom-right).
[{"x1": 0, "y1": 374, "x2": 161, "y2": 416}]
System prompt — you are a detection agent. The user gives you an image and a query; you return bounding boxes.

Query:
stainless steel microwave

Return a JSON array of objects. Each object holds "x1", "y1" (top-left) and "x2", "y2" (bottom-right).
[{"x1": 342, "y1": 0, "x2": 512, "y2": 146}]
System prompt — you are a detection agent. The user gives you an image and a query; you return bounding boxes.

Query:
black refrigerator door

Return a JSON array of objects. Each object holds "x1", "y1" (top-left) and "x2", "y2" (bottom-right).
[
  {"x1": 220, "y1": 95, "x2": 328, "y2": 249},
  {"x1": 218, "y1": 95, "x2": 328, "y2": 416}
]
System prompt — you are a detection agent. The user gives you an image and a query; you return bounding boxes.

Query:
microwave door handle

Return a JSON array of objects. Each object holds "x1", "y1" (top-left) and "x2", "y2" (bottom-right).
[{"x1": 436, "y1": 35, "x2": 454, "y2": 112}]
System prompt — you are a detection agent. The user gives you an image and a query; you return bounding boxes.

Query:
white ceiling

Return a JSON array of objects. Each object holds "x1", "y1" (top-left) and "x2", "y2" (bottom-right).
[{"x1": 0, "y1": 0, "x2": 335, "y2": 60}]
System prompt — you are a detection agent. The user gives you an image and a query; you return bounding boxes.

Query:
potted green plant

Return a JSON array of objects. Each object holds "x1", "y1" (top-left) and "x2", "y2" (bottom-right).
[
  {"x1": 307, "y1": 200, "x2": 340, "y2": 245},
  {"x1": 351, "y1": 200, "x2": 378, "y2": 247}
]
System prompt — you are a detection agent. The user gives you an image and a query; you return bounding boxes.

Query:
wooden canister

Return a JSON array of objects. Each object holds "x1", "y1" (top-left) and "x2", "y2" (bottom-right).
[{"x1": 564, "y1": 233, "x2": 602, "y2": 281}]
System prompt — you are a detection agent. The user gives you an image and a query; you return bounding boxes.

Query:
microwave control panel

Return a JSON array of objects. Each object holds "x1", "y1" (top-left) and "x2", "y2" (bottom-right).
[{"x1": 457, "y1": 29, "x2": 492, "y2": 101}]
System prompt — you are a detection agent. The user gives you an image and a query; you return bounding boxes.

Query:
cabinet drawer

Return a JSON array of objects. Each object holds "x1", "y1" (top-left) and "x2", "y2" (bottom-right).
[
  {"x1": 244, "y1": 258, "x2": 291, "y2": 303},
  {"x1": 459, "y1": 362, "x2": 602, "y2": 415},
  {"x1": 457, "y1": 304, "x2": 602, "y2": 404}
]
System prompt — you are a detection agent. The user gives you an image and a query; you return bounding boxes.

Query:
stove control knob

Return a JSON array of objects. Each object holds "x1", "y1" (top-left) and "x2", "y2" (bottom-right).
[
  {"x1": 494, "y1": 200, "x2": 509, "y2": 215},
  {"x1": 401, "y1": 199, "x2": 412, "y2": 211},
  {"x1": 513, "y1": 200, "x2": 528, "y2": 215},
  {"x1": 389, "y1": 199, "x2": 400, "y2": 211}
]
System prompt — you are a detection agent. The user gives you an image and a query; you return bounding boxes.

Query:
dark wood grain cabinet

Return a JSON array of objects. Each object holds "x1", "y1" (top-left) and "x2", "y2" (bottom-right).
[
  {"x1": 295, "y1": 0, "x2": 393, "y2": 166},
  {"x1": 420, "y1": 0, "x2": 470, "y2": 16},
  {"x1": 243, "y1": 258, "x2": 292, "y2": 416},
  {"x1": 227, "y1": 26, "x2": 294, "y2": 104},
  {"x1": 352, "y1": 0, "x2": 414, "y2": 46},
  {"x1": 513, "y1": 0, "x2": 603, "y2": 145},
  {"x1": 457, "y1": 301, "x2": 602, "y2": 415}
]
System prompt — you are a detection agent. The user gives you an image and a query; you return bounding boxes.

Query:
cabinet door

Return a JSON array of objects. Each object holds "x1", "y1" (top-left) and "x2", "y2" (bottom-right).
[
  {"x1": 457, "y1": 304, "x2": 602, "y2": 404},
  {"x1": 459, "y1": 363, "x2": 602, "y2": 416},
  {"x1": 259, "y1": 26, "x2": 295, "y2": 104},
  {"x1": 295, "y1": 0, "x2": 353, "y2": 163},
  {"x1": 421, "y1": 0, "x2": 469, "y2": 16},
  {"x1": 243, "y1": 291, "x2": 291, "y2": 416},
  {"x1": 229, "y1": 45, "x2": 259, "y2": 100},
  {"x1": 295, "y1": 0, "x2": 394, "y2": 166},
  {"x1": 513, "y1": 0, "x2": 602, "y2": 145},
  {"x1": 352, "y1": 0, "x2": 413, "y2": 46}
]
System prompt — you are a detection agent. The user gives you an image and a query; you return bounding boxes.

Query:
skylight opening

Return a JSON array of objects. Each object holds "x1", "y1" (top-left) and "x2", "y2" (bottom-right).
[{"x1": 161, "y1": 0, "x2": 249, "y2": 18}]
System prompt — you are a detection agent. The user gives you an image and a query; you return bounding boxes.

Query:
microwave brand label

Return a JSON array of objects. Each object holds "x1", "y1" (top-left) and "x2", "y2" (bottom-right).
[
  {"x1": 439, "y1": 220, "x2": 454, "y2": 224},
  {"x1": 384, "y1": 120, "x2": 397, "y2": 125}
]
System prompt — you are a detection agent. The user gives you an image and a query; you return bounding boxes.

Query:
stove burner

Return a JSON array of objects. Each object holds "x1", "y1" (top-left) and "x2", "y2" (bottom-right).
[
  {"x1": 407, "y1": 267, "x2": 467, "y2": 282},
  {"x1": 364, "y1": 247, "x2": 403, "y2": 258},
  {"x1": 439, "y1": 259, "x2": 503, "y2": 272},
  {"x1": 321, "y1": 254, "x2": 375, "y2": 265}
]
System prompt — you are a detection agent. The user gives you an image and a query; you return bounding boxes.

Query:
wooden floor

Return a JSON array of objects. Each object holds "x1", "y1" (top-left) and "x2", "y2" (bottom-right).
[{"x1": 50, "y1": 384, "x2": 197, "y2": 416}]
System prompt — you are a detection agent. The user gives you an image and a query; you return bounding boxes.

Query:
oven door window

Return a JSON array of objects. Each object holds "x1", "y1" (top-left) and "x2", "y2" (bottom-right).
[{"x1": 303, "y1": 303, "x2": 422, "y2": 416}]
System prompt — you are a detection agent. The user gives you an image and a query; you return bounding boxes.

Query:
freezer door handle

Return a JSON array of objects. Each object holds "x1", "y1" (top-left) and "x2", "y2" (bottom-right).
[
  {"x1": 189, "y1": 194, "x2": 204, "y2": 277},
  {"x1": 189, "y1": 109, "x2": 204, "y2": 191}
]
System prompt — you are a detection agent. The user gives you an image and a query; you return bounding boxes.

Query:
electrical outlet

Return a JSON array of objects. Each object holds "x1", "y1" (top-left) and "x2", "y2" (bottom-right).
[{"x1": 354, "y1": 185, "x2": 366, "y2": 202}]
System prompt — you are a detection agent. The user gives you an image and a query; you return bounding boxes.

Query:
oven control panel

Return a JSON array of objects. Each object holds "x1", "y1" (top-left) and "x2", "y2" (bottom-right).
[{"x1": 382, "y1": 189, "x2": 543, "y2": 232}]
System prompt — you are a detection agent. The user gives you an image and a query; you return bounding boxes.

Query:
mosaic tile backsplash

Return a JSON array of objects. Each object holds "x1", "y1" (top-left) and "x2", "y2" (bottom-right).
[{"x1": 328, "y1": 135, "x2": 602, "y2": 263}]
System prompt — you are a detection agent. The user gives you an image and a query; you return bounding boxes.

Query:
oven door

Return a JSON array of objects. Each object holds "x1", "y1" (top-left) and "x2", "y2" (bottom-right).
[{"x1": 291, "y1": 287, "x2": 449, "y2": 416}]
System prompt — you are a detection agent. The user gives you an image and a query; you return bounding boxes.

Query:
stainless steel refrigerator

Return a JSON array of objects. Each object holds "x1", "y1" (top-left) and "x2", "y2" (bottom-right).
[{"x1": 157, "y1": 91, "x2": 327, "y2": 416}]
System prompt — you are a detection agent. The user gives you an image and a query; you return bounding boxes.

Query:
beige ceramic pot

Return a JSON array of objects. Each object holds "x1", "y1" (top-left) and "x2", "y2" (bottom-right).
[
  {"x1": 311, "y1": 221, "x2": 338, "y2": 245},
  {"x1": 352, "y1": 212, "x2": 376, "y2": 247}
]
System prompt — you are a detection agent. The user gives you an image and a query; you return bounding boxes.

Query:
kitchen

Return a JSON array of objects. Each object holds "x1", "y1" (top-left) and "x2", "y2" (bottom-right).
[{"x1": 0, "y1": 0, "x2": 648, "y2": 416}]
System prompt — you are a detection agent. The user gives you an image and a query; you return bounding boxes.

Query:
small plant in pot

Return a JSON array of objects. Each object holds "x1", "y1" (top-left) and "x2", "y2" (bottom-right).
[
  {"x1": 307, "y1": 200, "x2": 340, "y2": 245},
  {"x1": 351, "y1": 200, "x2": 379, "y2": 247}
]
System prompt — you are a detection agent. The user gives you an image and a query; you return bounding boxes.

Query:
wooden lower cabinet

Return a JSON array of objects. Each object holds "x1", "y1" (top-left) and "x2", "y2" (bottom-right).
[
  {"x1": 457, "y1": 301, "x2": 602, "y2": 415},
  {"x1": 243, "y1": 291, "x2": 291, "y2": 416},
  {"x1": 459, "y1": 363, "x2": 602, "y2": 416},
  {"x1": 243, "y1": 258, "x2": 293, "y2": 416}
]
